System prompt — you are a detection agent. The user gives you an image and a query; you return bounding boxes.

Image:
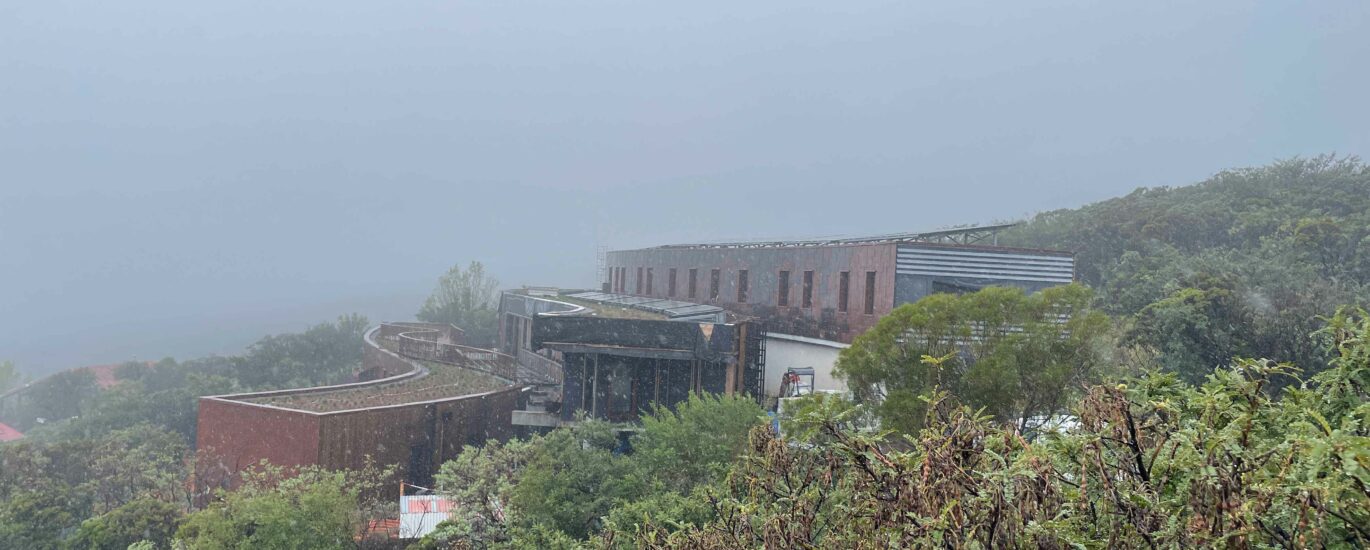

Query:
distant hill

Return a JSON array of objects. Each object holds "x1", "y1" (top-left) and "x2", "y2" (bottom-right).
[{"x1": 1000, "y1": 155, "x2": 1370, "y2": 380}]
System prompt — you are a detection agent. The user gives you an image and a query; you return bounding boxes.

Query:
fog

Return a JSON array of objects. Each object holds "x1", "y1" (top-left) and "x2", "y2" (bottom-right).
[{"x1": 2, "y1": 0, "x2": 1367, "y2": 375}]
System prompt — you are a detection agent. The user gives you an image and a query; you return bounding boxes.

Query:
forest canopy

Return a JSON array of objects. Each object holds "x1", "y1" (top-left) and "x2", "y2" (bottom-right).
[{"x1": 1001, "y1": 155, "x2": 1370, "y2": 381}]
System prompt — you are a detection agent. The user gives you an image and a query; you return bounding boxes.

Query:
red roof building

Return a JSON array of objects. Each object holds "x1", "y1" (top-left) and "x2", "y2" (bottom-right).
[{"x1": 0, "y1": 421, "x2": 24, "y2": 442}]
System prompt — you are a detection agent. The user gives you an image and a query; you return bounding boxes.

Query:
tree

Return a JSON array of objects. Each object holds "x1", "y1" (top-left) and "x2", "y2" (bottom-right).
[
  {"x1": 232, "y1": 314, "x2": 369, "y2": 389},
  {"x1": 177, "y1": 462, "x2": 389, "y2": 549},
  {"x1": 418, "y1": 261, "x2": 501, "y2": 347},
  {"x1": 509, "y1": 420, "x2": 626, "y2": 540},
  {"x1": 1293, "y1": 216, "x2": 1350, "y2": 277},
  {"x1": 83, "y1": 425, "x2": 189, "y2": 514},
  {"x1": 1127, "y1": 272, "x2": 1254, "y2": 383},
  {"x1": 836, "y1": 283, "x2": 1113, "y2": 433},
  {"x1": 1001, "y1": 155, "x2": 1370, "y2": 379},
  {"x1": 7, "y1": 368, "x2": 100, "y2": 430},
  {"x1": 0, "y1": 423, "x2": 189, "y2": 549},
  {"x1": 628, "y1": 394, "x2": 764, "y2": 496},
  {"x1": 0, "y1": 359, "x2": 20, "y2": 394},
  {"x1": 613, "y1": 310, "x2": 1370, "y2": 548},
  {"x1": 70, "y1": 496, "x2": 182, "y2": 550},
  {"x1": 0, "y1": 486, "x2": 85, "y2": 550},
  {"x1": 428, "y1": 437, "x2": 538, "y2": 547}
]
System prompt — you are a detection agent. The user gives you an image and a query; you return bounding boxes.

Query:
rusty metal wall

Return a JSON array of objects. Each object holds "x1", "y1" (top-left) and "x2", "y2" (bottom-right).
[
  {"x1": 195, "y1": 323, "x2": 525, "y2": 494},
  {"x1": 606, "y1": 243, "x2": 897, "y2": 342},
  {"x1": 315, "y1": 385, "x2": 523, "y2": 487},
  {"x1": 195, "y1": 398, "x2": 322, "y2": 491}
]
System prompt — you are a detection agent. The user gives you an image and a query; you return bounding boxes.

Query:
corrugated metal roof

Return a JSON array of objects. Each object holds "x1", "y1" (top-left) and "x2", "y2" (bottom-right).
[{"x1": 642, "y1": 224, "x2": 1032, "y2": 250}]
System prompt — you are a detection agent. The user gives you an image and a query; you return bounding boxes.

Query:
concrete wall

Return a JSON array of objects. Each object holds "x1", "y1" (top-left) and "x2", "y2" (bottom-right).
[{"x1": 763, "y1": 333, "x2": 848, "y2": 397}]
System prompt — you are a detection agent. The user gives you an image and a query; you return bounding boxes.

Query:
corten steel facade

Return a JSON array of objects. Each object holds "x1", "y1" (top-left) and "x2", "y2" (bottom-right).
[
  {"x1": 607, "y1": 236, "x2": 1075, "y2": 343},
  {"x1": 195, "y1": 323, "x2": 524, "y2": 496}
]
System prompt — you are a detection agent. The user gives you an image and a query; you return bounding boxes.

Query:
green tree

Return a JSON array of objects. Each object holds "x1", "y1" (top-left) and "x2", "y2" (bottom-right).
[
  {"x1": 70, "y1": 496, "x2": 181, "y2": 550},
  {"x1": 628, "y1": 394, "x2": 763, "y2": 496},
  {"x1": 232, "y1": 314, "x2": 369, "y2": 389},
  {"x1": 177, "y1": 462, "x2": 388, "y2": 549},
  {"x1": 1127, "y1": 272, "x2": 1254, "y2": 383},
  {"x1": 428, "y1": 437, "x2": 538, "y2": 547},
  {"x1": 509, "y1": 420, "x2": 624, "y2": 540},
  {"x1": 615, "y1": 309, "x2": 1370, "y2": 548},
  {"x1": 0, "y1": 359, "x2": 20, "y2": 394},
  {"x1": 83, "y1": 425, "x2": 189, "y2": 514},
  {"x1": 13, "y1": 368, "x2": 100, "y2": 430},
  {"x1": 1001, "y1": 155, "x2": 1370, "y2": 379},
  {"x1": 418, "y1": 261, "x2": 501, "y2": 347},
  {"x1": 0, "y1": 486, "x2": 86, "y2": 550},
  {"x1": 1293, "y1": 216, "x2": 1350, "y2": 276},
  {"x1": 425, "y1": 396, "x2": 765, "y2": 547},
  {"x1": 836, "y1": 283, "x2": 1112, "y2": 433}
]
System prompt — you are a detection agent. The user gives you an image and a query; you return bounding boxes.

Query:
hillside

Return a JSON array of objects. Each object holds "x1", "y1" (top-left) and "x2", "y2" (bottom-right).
[{"x1": 1000, "y1": 155, "x2": 1370, "y2": 380}]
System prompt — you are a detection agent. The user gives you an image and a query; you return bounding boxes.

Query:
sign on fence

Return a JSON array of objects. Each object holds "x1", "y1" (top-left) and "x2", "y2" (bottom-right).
[{"x1": 399, "y1": 494, "x2": 456, "y2": 539}]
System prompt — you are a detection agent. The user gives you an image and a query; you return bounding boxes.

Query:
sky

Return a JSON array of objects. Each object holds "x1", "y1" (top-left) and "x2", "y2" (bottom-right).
[{"x1": 2, "y1": 0, "x2": 1368, "y2": 375}]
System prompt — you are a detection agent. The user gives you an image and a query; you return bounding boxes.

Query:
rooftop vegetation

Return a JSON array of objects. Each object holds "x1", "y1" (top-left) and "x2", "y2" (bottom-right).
[{"x1": 243, "y1": 360, "x2": 509, "y2": 413}]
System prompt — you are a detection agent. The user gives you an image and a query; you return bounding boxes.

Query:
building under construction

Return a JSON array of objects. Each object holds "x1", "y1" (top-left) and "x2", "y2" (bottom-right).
[
  {"x1": 604, "y1": 225, "x2": 1075, "y2": 342},
  {"x1": 499, "y1": 291, "x2": 764, "y2": 427}
]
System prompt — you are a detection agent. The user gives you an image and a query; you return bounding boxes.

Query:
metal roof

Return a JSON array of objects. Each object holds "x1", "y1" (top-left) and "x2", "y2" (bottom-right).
[
  {"x1": 0, "y1": 421, "x2": 24, "y2": 442},
  {"x1": 566, "y1": 291, "x2": 727, "y2": 320},
  {"x1": 647, "y1": 223, "x2": 1024, "y2": 250}
]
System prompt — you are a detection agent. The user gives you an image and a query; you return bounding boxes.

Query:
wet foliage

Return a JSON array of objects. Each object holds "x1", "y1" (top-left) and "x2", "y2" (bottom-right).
[
  {"x1": 609, "y1": 308, "x2": 1370, "y2": 549},
  {"x1": 413, "y1": 394, "x2": 764, "y2": 549},
  {"x1": 836, "y1": 283, "x2": 1113, "y2": 434}
]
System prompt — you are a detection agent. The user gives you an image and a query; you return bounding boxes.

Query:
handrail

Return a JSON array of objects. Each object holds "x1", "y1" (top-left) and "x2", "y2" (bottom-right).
[{"x1": 378, "y1": 323, "x2": 521, "y2": 384}]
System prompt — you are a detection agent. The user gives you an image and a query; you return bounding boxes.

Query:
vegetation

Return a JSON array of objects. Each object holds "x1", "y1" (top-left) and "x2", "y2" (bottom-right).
[
  {"x1": 415, "y1": 394, "x2": 765, "y2": 548},
  {"x1": 3, "y1": 160, "x2": 1370, "y2": 547},
  {"x1": 246, "y1": 360, "x2": 508, "y2": 413},
  {"x1": 836, "y1": 283, "x2": 1113, "y2": 434},
  {"x1": 2, "y1": 315, "x2": 367, "y2": 439},
  {"x1": 177, "y1": 462, "x2": 392, "y2": 549},
  {"x1": 609, "y1": 308, "x2": 1370, "y2": 549},
  {"x1": 1001, "y1": 155, "x2": 1370, "y2": 381},
  {"x1": 0, "y1": 316, "x2": 376, "y2": 549},
  {"x1": 418, "y1": 261, "x2": 501, "y2": 347},
  {"x1": 0, "y1": 359, "x2": 20, "y2": 394},
  {"x1": 0, "y1": 424, "x2": 188, "y2": 550}
]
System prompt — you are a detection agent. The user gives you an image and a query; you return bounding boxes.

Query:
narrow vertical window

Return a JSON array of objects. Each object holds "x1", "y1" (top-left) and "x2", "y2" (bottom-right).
[
  {"x1": 636, "y1": 267, "x2": 644, "y2": 294},
  {"x1": 668, "y1": 268, "x2": 677, "y2": 297},
  {"x1": 688, "y1": 269, "x2": 698, "y2": 299},
  {"x1": 802, "y1": 270, "x2": 814, "y2": 308},
  {"x1": 838, "y1": 271, "x2": 850, "y2": 312},
  {"x1": 710, "y1": 269, "x2": 720, "y2": 300},
  {"x1": 646, "y1": 268, "x2": 654, "y2": 295},
  {"x1": 738, "y1": 270, "x2": 749, "y2": 303},
  {"x1": 864, "y1": 271, "x2": 877, "y2": 314},
  {"x1": 777, "y1": 270, "x2": 790, "y2": 306}
]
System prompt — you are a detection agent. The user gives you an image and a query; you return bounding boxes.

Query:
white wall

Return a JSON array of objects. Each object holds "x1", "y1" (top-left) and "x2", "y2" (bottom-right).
[{"x1": 764, "y1": 333, "x2": 848, "y2": 397}]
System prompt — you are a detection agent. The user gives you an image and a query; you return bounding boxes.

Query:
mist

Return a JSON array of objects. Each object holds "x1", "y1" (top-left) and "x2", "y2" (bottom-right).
[{"x1": 3, "y1": 0, "x2": 1367, "y2": 375}]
